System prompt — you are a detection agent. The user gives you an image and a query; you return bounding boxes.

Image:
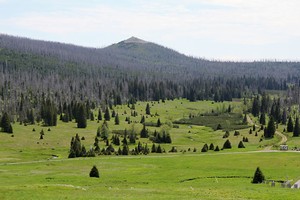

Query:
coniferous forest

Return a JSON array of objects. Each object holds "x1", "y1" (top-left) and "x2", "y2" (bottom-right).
[{"x1": 0, "y1": 34, "x2": 299, "y2": 125}]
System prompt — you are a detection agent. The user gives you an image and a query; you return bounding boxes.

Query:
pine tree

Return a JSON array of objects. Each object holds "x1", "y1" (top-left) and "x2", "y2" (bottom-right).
[
  {"x1": 214, "y1": 145, "x2": 220, "y2": 151},
  {"x1": 157, "y1": 118, "x2": 161, "y2": 127},
  {"x1": 265, "y1": 117, "x2": 275, "y2": 138},
  {"x1": 293, "y1": 117, "x2": 300, "y2": 137},
  {"x1": 209, "y1": 143, "x2": 214, "y2": 150},
  {"x1": 89, "y1": 165, "x2": 100, "y2": 178},
  {"x1": 201, "y1": 144, "x2": 208, "y2": 152},
  {"x1": 252, "y1": 167, "x2": 265, "y2": 184},
  {"x1": 104, "y1": 107, "x2": 110, "y2": 121},
  {"x1": 251, "y1": 96, "x2": 260, "y2": 117},
  {"x1": 115, "y1": 114, "x2": 120, "y2": 125},
  {"x1": 223, "y1": 139, "x2": 232, "y2": 149},
  {"x1": 238, "y1": 141, "x2": 245, "y2": 148},
  {"x1": 259, "y1": 113, "x2": 266, "y2": 125},
  {"x1": 0, "y1": 112, "x2": 13, "y2": 133},
  {"x1": 77, "y1": 104, "x2": 87, "y2": 128},
  {"x1": 97, "y1": 109, "x2": 102, "y2": 121},
  {"x1": 140, "y1": 124, "x2": 149, "y2": 138},
  {"x1": 287, "y1": 116, "x2": 293, "y2": 132},
  {"x1": 100, "y1": 121, "x2": 109, "y2": 140},
  {"x1": 146, "y1": 103, "x2": 151, "y2": 115},
  {"x1": 140, "y1": 115, "x2": 145, "y2": 124}
]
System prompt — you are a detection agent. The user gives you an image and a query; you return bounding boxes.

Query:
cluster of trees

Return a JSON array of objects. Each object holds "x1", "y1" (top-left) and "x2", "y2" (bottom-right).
[{"x1": 68, "y1": 134, "x2": 95, "y2": 158}]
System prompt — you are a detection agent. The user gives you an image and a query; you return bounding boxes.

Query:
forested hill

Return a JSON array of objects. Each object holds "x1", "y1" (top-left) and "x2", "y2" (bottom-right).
[{"x1": 0, "y1": 33, "x2": 299, "y2": 123}]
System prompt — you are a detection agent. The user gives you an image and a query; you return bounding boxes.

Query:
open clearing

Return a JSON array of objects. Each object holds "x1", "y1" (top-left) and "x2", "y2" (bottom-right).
[{"x1": 1, "y1": 99, "x2": 300, "y2": 199}]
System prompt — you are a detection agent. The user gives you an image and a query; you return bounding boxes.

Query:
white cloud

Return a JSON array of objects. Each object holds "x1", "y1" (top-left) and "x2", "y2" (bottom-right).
[{"x1": 1, "y1": 0, "x2": 300, "y2": 59}]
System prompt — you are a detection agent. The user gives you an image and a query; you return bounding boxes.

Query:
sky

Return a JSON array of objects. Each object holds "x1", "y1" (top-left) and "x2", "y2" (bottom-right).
[{"x1": 0, "y1": 0, "x2": 300, "y2": 61}]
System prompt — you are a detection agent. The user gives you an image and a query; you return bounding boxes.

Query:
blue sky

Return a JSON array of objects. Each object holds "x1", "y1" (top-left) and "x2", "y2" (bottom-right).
[{"x1": 0, "y1": 0, "x2": 300, "y2": 61}]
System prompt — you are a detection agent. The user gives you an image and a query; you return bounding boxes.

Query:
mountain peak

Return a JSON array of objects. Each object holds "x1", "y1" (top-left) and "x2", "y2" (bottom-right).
[{"x1": 122, "y1": 36, "x2": 148, "y2": 44}]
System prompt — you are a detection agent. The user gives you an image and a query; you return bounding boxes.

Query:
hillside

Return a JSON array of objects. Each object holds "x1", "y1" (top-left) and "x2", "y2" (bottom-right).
[{"x1": 0, "y1": 33, "x2": 298, "y2": 121}]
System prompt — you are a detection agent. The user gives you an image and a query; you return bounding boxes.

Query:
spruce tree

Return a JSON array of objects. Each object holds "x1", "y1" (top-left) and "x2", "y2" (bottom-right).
[
  {"x1": 209, "y1": 143, "x2": 214, "y2": 150},
  {"x1": 77, "y1": 104, "x2": 87, "y2": 128},
  {"x1": 252, "y1": 167, "x2": 265, "y2": 183},
  {"x1": 97, "y1": 109, "x2": 102, "y2": 121},
  {"x1": 259, "y1": 113, "x2": 266, "y2": 125},
  {"x1": 0, "y1": 113, "x2": 13, "y2": 133},
  {"x1": 238, "y1": 141, "x2": 245, "y2": 148},
  {"x1": 223, "y1": 139, "x2": 232, "y2": 149},
  {"x1": 140, "y1": 124, "x2": 149, "y2": 138},
  {"x1": 146, "y1": 103, "x2": 151, "y2": 115},
  {"x1": 115, "y1": 114, "x2": 120, "y2": 125},
  {"x1": 287, "y1": 116, "x2": 293, "y2": 132},
  {"x1": 265, "y1": 117, "x2": 275, "y2": 138},
  {"x1": 104, "y1": 107, "x2": 110, "y2": 121},
  {"x1": 157, "y1": 118, "x2": 161, "y2": 127},
  {"x1": 89, "y1": 165, "x2": 100, "y2": 178},
  {"x1": 251, "y1": 96, "x2": 260, "y2": 117},
  {"x1": 293, "y1": 117, "x2": 300, "y2": 137}
]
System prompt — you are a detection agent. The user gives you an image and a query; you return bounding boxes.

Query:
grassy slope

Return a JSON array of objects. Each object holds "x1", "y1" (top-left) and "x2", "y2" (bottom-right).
[{"x1": 1, "y1": 99, "x2": 300, "y2": 199}]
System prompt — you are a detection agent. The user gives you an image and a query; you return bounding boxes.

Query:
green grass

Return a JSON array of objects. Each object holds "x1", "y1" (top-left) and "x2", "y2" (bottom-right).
[
  {"x1": 1, "y1": 99, "x2": 300, "y2": 199},
  {"x1": 1, "y1": 153, "x2": 300, "y2": 199}
]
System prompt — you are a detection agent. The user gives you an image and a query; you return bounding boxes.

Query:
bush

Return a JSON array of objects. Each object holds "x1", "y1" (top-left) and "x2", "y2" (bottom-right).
[{"x1": 89, "y1": 165, "x2": 100, "y2": 178}]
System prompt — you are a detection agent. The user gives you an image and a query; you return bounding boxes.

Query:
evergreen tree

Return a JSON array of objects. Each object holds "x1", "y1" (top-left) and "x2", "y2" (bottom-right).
[
  {"x1": 223, "y1": 139, "x2": 232, "y2": 149},
  {"x1": 156, "y1": 144, "x2": 162, "y2": 153},
  {"x1": 157, "y1": 118, "x2": 161, "y2": 127},
  {"x1": 293, "y1": 117, "x2": 300, "y2": 137},
  {"x1": 0, "y1": 113, "x2": 13, "y2": 133},
  {"x1": 104, "y1": 107, "x2": 110, "y2": 121},
  {"x1": 140, "y1": 124, "x2": 149, "y2": 138},
  {"x1": 122, "y1": 145, "x2": 129, "y2": 155},
  {"x1": 252, "y1": 167, "x2": 265, "y2": 184},
  {"x1": 201, "y1": 144, "x2": 208, "y2": 152},
  {"x1": 287, "y1": 116, "x2": 293, "y2": 132},
  {"x1": 209, "y1": 143, "x2": 214, "y2": 150},
  {"x1": 115, "y1": 114, "x2": 120, "y2": 125},
  {"x1": 214, "y1": 145, "x2": 220, "y2": 151},
  {"x1": 89, "y1": 165, "x2": 100, "y2": 178},
  {"x1": 140, "y1": 115, "x2": 145, "y2": 124},
  {"x1": 77, "y1": 104, "x2": 87, "y2": 128},
  {"x1": 97, "y1": 109, "x2": 102, "y2": 121},
  {"x1": 100, "y1": 121, "x2": 109, "y2": 140},
  {"x1": 146, "y1": 103, "x2": 151, "y2": 115},
  {"x1": 259, "y1": 113, "x2": 266, "y2": 125},
  {"x1": 151, "y1": 143, "x2": 156, "y2": 153},
  {"x1": 238, "y1": 141, "x2": 245, "y2": 148},
  {"x1": 265, "y1": 117, "x2": 275, "y2": 138},
  {"x1": 251, "y1": 96, "x2": 260, "y2": 117}
]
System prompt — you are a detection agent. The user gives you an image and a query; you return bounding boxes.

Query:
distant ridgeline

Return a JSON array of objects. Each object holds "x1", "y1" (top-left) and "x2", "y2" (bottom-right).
[{"x1": 0, "y1": 34, "x2": 299, "y2": 123}]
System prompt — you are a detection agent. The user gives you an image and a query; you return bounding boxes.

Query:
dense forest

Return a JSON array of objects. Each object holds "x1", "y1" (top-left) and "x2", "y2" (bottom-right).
[{"x1": 0, "y1": 34, "x2": 300, "y2": 125}]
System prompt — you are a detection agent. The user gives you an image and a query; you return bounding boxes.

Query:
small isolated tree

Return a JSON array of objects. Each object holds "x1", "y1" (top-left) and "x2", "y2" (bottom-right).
[
  {"x1": 223, "y1": 139, "x2": 232, "y2": 149},
  {"x1": 89, "y1": 165, "x2": 100, "y2": 178},
  {"x1": 115, "y1": 114, "x2": 120, "y2": 125},
  {"x1": 77, "y1": 104, "x2": 87, "y2": 128},
  {"x1": 201, "y1": 144, "x2": 208, "y2": 152},
  {"x1": 104, "y1": 107, "x2": 110, "y2": 121},
  {"x1": 252, "y1": 167, "x2": 265, "y2": 183},
  {"x1": 287, "y1": 116, "x2": 293, "y2": 132},
  {"x1": 293, "y1": 117, "x2": 300, "y2": 137},
  {"x1": 157, "y1": 118, "x2": 161, "y2": 127},
  {"x1": 238, "y1": 141, "x2": 245, "y2": 148},
  {"x1": 209, "y1": 143, "x2": 214, "y2": 150},
  {"x1": 97, "y1": 109, "x2": 102, "y2": 121},
  {"x1": 1, "y1": 112, "x2": 13, "y2": 133},
  {"x1": 214, "y1": 145, "x2": 220, "y2": 151},
  {"x1": 146, "y1": 103, "x2": 151, "y2": 115}
]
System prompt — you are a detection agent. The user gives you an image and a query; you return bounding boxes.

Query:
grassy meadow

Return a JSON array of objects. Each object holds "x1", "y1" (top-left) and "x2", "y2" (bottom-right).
[{"x1": 1, "y1": 99, "x2": 300, "y2": 199}]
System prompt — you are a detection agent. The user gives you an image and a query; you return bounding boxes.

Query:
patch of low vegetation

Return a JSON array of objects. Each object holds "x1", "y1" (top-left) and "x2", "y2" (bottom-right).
[{"x1": 174, "y1": 113, "x2": 249, "y2": 131}]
